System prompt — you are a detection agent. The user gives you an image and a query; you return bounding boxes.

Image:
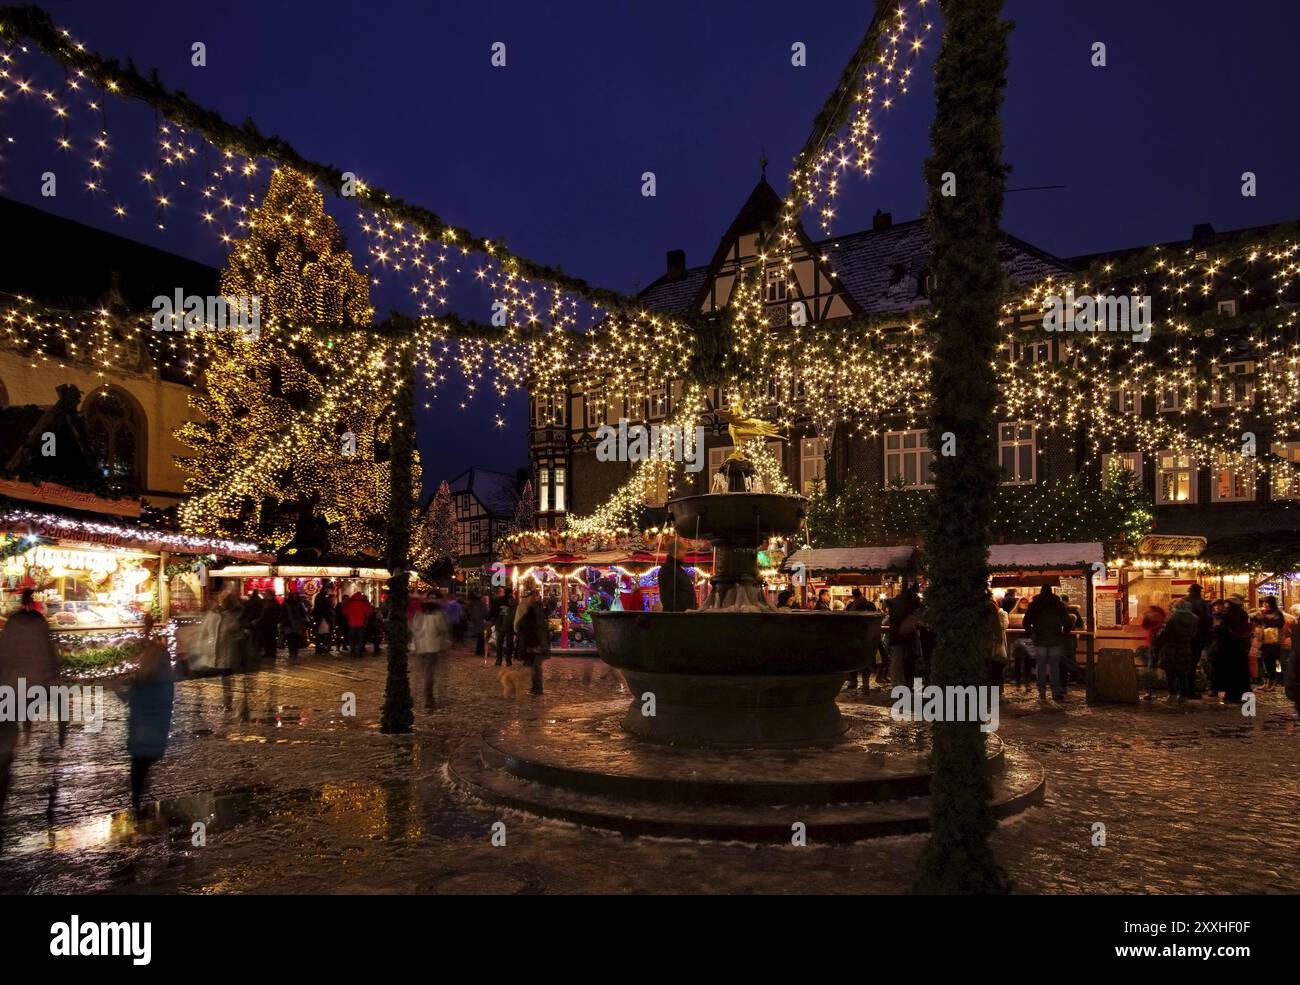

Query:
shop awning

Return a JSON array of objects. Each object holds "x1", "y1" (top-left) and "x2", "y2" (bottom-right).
[{"x1": 782, "y1": 546, "x2": 918, "y2": 575}]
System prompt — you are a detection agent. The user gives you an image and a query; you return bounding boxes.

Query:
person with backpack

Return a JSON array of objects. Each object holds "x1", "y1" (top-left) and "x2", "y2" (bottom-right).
[{"x1": 1022, "y1": 585, "x2": 1072, "y2": 703}]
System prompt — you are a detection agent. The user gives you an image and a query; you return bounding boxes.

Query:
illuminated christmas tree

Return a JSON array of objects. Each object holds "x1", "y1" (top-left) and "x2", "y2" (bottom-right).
[
  {"x1": 176, "y1": 168, "x2": 416, "y2": 555},
  {"x1": 421, "y1": 479, "x2": 457, "y2": 572}
]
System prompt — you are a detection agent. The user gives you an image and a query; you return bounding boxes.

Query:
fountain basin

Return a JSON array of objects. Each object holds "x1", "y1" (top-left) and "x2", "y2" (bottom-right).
[
  {"x1": 666, "y1": 491, "x2": 806, "y2": 545},
  {"x1": 593, "y1": 609, "x2": 883, "y2": 746}
]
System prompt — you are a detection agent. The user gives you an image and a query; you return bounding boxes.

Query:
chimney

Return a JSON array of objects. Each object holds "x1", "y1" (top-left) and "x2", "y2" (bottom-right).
[
  {"x1": 666, "y1": 249, "x2": 687, "y2": 282},
  {"x1": 1191, "y1": 222, "x2": 1215, "y2": 244},
  {"x1": 872, "y1": 209, "x2": 892, "y2": 231}
]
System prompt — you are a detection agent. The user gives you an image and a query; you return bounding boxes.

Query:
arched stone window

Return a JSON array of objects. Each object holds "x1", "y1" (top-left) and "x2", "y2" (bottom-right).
[{"x1": 84, "y1": 387, "x2": 145, "y2": 488}]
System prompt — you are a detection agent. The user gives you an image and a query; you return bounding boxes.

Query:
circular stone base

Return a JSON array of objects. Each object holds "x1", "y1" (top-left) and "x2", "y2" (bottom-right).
[{"x1": 449, "y1": 701, "x2": 1045, "y2": 842}]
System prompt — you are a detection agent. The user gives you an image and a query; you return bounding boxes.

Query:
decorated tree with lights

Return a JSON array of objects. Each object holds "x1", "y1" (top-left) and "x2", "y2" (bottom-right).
[
  {"x1": 420, "y1": 479, "x2": 457, "y2": 575},
  {"x1": 177, "y1": 168, "x2": 416, "y2": 555},
  {"x1": 511, "y1": 479, "x2": 536, "y2": 533}
]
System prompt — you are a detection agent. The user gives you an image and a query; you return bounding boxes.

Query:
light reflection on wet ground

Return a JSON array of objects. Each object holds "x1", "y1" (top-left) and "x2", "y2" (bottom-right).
[{"x1": 0, "y1": 650, "x2": 1297, "y2": 894}]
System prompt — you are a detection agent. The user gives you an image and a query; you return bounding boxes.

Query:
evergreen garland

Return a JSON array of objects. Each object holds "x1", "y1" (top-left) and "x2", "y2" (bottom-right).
[
  {"x1": 912, "y1": 0, "x2": 1012, "y2": 895},
  {"x1": 807, "y1": 468, "x2": 1153, "y2": 556},
  {"x1": 380, "y1": 345, "x2": 415, "y2": 735}
]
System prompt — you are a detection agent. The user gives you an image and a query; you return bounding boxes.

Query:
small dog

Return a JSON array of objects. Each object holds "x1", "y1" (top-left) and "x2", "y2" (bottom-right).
[{"x1": 499, "y1": 667, "x2": 534, "y2": 698}]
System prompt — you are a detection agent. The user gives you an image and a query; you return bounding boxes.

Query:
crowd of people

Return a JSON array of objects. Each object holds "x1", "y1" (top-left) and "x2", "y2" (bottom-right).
[{"x1": 1138, "y1": 587, "x2": 1296, "y2": 707}]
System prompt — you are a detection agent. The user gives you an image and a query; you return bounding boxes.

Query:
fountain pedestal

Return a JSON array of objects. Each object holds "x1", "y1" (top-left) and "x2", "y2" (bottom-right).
[
  {"x1": 593, "y1": 490, "x2": 881, "y2": 746},
  {"x1": 450, "y1": 476, "x2": 1045, "y2": 840}
]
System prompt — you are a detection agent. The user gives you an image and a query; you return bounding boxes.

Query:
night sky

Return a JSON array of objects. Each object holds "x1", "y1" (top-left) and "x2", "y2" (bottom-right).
[{"x1": 7, "y1": 0, "x2": 1300, "y2": 497}]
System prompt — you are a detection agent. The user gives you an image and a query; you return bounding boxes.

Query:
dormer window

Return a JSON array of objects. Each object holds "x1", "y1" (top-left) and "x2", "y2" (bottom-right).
[{"x1": 1216, "y1": 299, "x2": 1238, "y2": 317}]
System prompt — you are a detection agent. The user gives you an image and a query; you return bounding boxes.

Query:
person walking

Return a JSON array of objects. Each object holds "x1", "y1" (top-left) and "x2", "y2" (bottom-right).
[
  {"x1": 1184, "y1": 583, "x2": 1212, "y2": 698},
  {"x1": 495, "y1": 589, "x2": 517, "y2": 667},
  {"x1": 1253, "y1": 595, "x2": 1285, "y2": 689},
  {"x1": 341, "y1": 592, "x2": 374, "y2": 658},
  {"x1": 467, "y1": 593, "x2": 488, "y2": 656},
  {"x1": 257, "y1": 592, "x2": 282, "y2": 663},
  {"x1": 1214, "y1": 594, "x2": 1253, "y2": 704},
  {"x1": 843, "y1": 588, "x2": 877, "y2": 690},
  {"x1": 1285, "y1": 607, "x2": 1300, "y2": 719},
  {"x1": 125, "y1": 615, "x2": 174, "y2": 811},
  {"x1": 1022, "y1": 584, "x2": 1072, "y2": 703},
  {"x1": 411, "y1": 600, "x2": 450, "y2": 710},
  {"x1": 885, "y1": 584, "x2": 922, "y2": 686},
  {"x1": 0, "y1": 588, "x2": 60, "y2": 816},
  {"x1": 1154, "y1": 598, "x2": 1199, "y2": 703},
  {"x1": 366, "y1": 597, "x2": 387, "y2": 655},
  {"x1": 515, "y1": 589, "x2": 549, "y2": 694},
  {"x1": 312, "y1": 587, "x2": 335, "y2": 655},
  {"x1": 238, "y1": 590, "x2": 264, "y2": 671},
  {"x1": 1140, "y1": 602, "x2": 1167, "y2": 673},
  {"x1": 281, "y1": 591, "x2": 310, "y2": 660},
  {"x1": 984, "y1": 590, "x2": 1009, "y2": 696}
]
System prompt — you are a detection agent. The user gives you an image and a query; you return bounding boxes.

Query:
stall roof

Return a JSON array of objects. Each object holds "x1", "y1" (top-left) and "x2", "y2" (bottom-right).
[
  {"x1": 782, "y1": 546, "x2": 917, "y2": 574},
  {"x1": 986, "y1": 542, "x2": 1104, "y2": 571},
  {"x1": 0, "y1": 507, "x2": 271, "y2": 561}
]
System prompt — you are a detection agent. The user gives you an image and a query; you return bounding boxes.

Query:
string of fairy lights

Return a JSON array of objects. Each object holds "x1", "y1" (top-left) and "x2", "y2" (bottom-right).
[{"x1": 2, "y1": 2, "x2": 1298, "y2": 551}]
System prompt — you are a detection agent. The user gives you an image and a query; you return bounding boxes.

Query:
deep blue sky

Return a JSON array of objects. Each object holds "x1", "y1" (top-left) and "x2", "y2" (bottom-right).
[{"x1": 8, "y1": 0, "x2": 1300, "y2": 496}]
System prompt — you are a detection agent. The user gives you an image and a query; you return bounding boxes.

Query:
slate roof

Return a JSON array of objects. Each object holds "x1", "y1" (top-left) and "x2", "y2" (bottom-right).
[
  {"x1": 447, "y1": 467, "x2": 520, "y2": 518},
  {"x1": 637, "y1": 190, "x2": 1075, "y2": 317}
]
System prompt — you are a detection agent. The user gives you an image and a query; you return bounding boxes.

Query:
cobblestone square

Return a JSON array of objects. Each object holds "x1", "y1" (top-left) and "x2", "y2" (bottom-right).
[{"x1": 1, "y1": 646, "x2": 1296, "y2": 895}]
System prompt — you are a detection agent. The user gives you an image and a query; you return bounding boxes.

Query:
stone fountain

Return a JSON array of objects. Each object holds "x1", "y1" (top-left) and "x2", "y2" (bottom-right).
[
  {"x1": 450, "y1": 453, "x2": 1044, "y2": 841},
  {"x1": 593, "y1": 457, "x2": 882, "y2": 746}
]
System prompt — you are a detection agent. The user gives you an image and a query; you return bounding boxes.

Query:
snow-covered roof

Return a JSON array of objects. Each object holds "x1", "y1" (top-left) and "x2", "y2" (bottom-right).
[
  {"x1": 986, "y1": 542, "x2": 1104, "y2": 571},
  {"x1": 782, "y1": 546, "x2": 918, "y2": 574}
]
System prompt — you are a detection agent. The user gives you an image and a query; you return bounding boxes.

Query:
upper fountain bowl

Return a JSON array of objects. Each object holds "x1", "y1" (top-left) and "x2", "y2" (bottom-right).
[{"x1": 666, "y1": 492, "x2": 806, "y2": 545}]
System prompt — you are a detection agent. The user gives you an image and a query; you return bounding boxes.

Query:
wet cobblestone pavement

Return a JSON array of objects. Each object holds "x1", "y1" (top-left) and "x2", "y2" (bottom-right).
[{"x1": 1, "y1": 646, "x2": 1297, "y2": 894}]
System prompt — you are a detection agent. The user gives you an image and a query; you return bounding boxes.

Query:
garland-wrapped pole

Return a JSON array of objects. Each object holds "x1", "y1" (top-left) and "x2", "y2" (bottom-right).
[
  {"x1": 380, "y1": 338, "x2": 416, "y2": 734},
  {"x1": 913, "y1": 0, "x2": 1011, "y2": 894}
]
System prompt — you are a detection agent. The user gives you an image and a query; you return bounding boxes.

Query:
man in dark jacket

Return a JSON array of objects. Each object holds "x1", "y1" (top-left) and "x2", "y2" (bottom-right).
[
  {"x1": 659, "y1": 540, "x2": 698, "y2": 612},
  {"x1": 1154, "y1": 599, "x2": 1199, "y2": 703},
  {"x1": 312, "y1": 588, "x2": 335, "y2": 655},
  {"x1": 1183, "y1": 583, "x2": 1211, "y2": 698},
  {"x1": 1022, "y1": 585, "x2": 1071, "y2": 702},
  {"x1": 495, "y1": 590, "x2": 516, "y2": 667}
]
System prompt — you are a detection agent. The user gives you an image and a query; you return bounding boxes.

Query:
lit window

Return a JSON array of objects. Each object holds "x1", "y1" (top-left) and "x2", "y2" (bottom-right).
[
  {"x1": 1102, "y1": 451, "x2": 1143, "y2": 485},
  {"x1": 1158, "y1": 385, "x2": 1194, "y2": 413},
  {"x1": 586, "y1": 391, "x2": 605, "y2": 428},
  {"x1": 648, "y1": 383, "x2": 668, "y2": 420},
  {"x1": 997, "y1": 422, "x2": 1036, "y2": 485},
  {"x1": 553, "y1": 467, "x2": 566, "y2": 513},
  {"x1": 1107, "y1": 387, "x2": 1139, "y2": 415},
  {"x1": 765, "y1": 265, "x2": 789, "y2": 303},
  {"x1": 1211, "y1": 361, "x2": 1255, "y2": 408},
  {"x1": 1156, "y1": 451, "x2": 1197, "y2": 504},
  {"x1": 885, "y1": 429, "x2": 934, "y2": 489},
  {"x1": 1211, "y1": 451, "x2": 1254, "y2": 503},
  {"x1": 800, "y1": 436, "x2": 828, "y2": 495},
  {"x1": 538, "y1": 468, "x2": 550, "y2": 513},
  {"x1": 1272, "y1": 442, "x2": 1300, "y2": 502}
]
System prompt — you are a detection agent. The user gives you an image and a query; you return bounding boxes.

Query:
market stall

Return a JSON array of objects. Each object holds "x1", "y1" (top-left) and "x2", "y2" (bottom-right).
[
  {"x1": 0, "y1": 507, "x2": 270, "y2": 646},
  {"x1": 779, "y1": 545, "x2": 919, "y2": 608}
]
